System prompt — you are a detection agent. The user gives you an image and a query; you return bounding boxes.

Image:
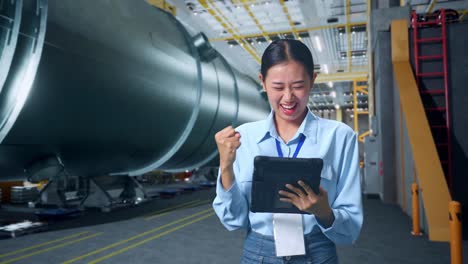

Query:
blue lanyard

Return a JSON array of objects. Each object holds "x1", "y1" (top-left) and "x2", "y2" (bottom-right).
[{"x1": 275, "y1": 134, "x2": 306, "y2": 158}]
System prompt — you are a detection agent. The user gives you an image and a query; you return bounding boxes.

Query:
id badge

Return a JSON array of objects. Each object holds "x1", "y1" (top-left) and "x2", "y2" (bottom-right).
[{"x1": 273, "y1": 213, "x2": 306, "y2": 257}]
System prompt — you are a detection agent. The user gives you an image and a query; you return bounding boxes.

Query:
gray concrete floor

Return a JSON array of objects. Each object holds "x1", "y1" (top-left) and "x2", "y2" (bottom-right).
[{"x1": 0, "y1": 188, "x2": 466, "y2": 264}]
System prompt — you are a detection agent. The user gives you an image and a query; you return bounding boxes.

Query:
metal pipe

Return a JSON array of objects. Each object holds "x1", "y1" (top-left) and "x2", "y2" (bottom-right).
[
  {"x1": 0, "y1": 0, "x2": 47, "y2": 143},
  {"x1": 0, "y1": 0, "x2": 22, "y2": 95},
  {"x1": 0, "y1": 0, "x2": 270, "y2": 180}
]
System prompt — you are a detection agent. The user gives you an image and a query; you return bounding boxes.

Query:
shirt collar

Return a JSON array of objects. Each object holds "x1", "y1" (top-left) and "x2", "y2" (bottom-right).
[{"x1": 256, "y1": 107, "x2": 318, "y2": 144}]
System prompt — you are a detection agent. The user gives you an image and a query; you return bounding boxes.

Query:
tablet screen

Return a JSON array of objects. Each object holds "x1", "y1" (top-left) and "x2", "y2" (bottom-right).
[{"x1": 251, "y1": 156, "x2": 323, "y2": 214}]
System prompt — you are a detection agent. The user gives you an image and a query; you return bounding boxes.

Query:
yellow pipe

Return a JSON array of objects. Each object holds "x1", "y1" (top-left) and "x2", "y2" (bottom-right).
[
  {"x1": 209, "y1": 22, "x2": 367, "y2": 42},
  {"x1": 353, "y1": 80, "x2": 358, "y2": 132},
  {"x1": 199, "y1": 0, "x2": 261, "y2": 63},
  {"x1": 279, "y1": 0, "x2": 300, "y2": 39},
  {"x1": 358, "y1": 130, "x2": 370, "y2": 142},
  {"x1": 449, "y1": 201, "x2": 463, "y2": 264}
]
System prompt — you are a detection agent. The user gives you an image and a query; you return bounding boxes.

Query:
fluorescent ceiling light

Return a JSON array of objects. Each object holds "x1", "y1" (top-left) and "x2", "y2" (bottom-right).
[
  {"x1": 330, "y1": 91, "x2": 336, "y2": 98},
  {"x1": 328, "y1": 81, "x2": 333, "y2": 88},
  {"x1": 322, "y1": 64, "x2": 329, "y2": 74},
  {"x1": 314, "y1": 35, "x2": 322, "y2": 52}
]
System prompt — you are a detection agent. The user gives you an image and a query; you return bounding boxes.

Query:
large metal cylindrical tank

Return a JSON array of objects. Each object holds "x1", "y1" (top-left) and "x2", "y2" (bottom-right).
[{"x1": 0, "y1": 0, "x2": 270, "y2": 180}]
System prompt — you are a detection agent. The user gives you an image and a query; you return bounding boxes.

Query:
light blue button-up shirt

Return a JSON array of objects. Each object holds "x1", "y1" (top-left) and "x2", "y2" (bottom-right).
[{"x1": 213, "y1": 109, "x2": 363, "y2": 245}]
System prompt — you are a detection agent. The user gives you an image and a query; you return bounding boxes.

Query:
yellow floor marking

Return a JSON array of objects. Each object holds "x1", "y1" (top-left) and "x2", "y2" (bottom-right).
[
  {"x1": 88, "y1": 212, "x2": 215, "y2": 264},
  {"x1": 143, "y1": 199, "x2": 201, "y2": 218},
  {"x1": 62, "y1": 208, "x2": 213, "y2": 264},
  {"x1": 0, "y1": 231, "x2": 90, "y2": 258},
  {"x1": 144, "y1": 199, "x2": 211, "y2": 221},
  {"x1": 0, "y1": 232, "x2": 102, "y2": 264}
]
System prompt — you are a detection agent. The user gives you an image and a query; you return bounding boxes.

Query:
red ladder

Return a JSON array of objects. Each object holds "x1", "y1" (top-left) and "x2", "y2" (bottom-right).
[{"x1": 411, "y1": 9, "x2": 452, "y2": 194}]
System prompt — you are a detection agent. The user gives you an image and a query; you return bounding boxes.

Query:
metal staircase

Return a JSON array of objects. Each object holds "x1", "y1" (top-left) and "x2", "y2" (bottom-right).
[{"x1": 411, "y1": 9, "x2": 452, "y2": 194}]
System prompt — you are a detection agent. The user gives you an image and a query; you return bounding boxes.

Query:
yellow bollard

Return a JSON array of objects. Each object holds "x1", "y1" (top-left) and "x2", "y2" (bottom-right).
[
  {"x1": 411, "y1": 183, "x2": 422, "y2": 235},
  {"x1": 449, "y1": 201, "x2": 462, "y2": 264}
]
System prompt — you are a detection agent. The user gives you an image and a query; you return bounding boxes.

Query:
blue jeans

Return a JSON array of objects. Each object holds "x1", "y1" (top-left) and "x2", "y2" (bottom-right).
[{"x1": 241, "y1": 231, "x2": 338, "y2": 264}]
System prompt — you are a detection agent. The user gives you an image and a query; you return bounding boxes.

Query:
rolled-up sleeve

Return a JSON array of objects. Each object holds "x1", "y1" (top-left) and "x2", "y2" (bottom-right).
[
  {"x1": 212, "y1": 158, "x2": 250, "y2": 231},
  {"x1": 318, "y1": 132, "x2": 363, "y2": 245}
]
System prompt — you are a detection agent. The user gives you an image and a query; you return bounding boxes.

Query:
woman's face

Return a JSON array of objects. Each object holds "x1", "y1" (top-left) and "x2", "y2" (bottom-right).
[{"x1": 260, "y1": 60, "x2": 315, "y2": 124}]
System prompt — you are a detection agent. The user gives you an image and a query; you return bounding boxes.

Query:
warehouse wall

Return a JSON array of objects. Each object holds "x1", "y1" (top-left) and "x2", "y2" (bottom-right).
[
  {"x1": 374, "y1": 30, "x2": 396, "y2": 203},
  {"x1": 446, "y1": 22, "x2": 468, "y2": 238},
  {"x1": 371, "y1": 6, "x2": 411, "y2": 204}
]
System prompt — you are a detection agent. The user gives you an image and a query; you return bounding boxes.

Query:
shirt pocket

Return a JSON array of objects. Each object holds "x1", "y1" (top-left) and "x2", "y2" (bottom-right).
[
  {"x1": 319, "y1": 162, "x2": 337, "y2": 200},
  {"x1": 320, "y1": 163, "x2": 335, "y2": 182}
]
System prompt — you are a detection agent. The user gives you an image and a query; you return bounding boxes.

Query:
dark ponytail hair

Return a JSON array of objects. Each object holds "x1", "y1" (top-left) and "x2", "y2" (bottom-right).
[{"x1": 260, "y1": 39, "x2": 314, "y2": 80}]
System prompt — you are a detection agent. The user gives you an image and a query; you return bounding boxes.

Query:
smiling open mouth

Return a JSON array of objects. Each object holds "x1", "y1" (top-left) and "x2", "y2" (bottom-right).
[{"x1": 280, "y1": 103, "x2": 297, "y2": 115}]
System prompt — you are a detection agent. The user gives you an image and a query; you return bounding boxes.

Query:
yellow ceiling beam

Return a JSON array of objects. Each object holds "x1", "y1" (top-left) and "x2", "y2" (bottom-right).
[
  {"x1": 199, "y1": 0, "x2": 261, "y2": 63},
  {"x1": 240, "y1": 0, "x2": 271, "y2": 42},
  {"x1": 146, "y1": 0, "x2": 177, "y2": 16},
  {"x1": 314, "y1": 71, "x2": 368, "y2": 83},
  {"x1": 209, "y1": 22, "x2": 367, "y2": 42},
  {"x1": 279, "y1": 0, "x2": 300, "y2": 40},
  {"x1": 356, "y1": 87, "x2": 368, "y2": 95},
  {"x1": 350, "y1": 65, "x2": 369, "y2": 71},
  {"x1": 426, "y1": 0, "x2": 438, "y2": 13}
]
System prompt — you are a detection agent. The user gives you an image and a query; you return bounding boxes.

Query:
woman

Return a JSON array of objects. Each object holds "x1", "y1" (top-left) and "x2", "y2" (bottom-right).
[{"x1": 213, "y1": 39, "x2": 363, "y2": 264}]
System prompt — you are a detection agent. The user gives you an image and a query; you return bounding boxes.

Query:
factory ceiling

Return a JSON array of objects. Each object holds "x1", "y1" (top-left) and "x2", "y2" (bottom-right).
[{"x1": 167, "y1": 0, "x2": 466, "y2": 111}]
